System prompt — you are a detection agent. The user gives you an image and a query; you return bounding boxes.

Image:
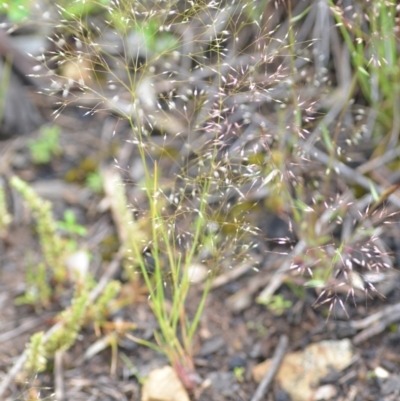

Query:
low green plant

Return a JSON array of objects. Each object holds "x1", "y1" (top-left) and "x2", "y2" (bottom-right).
[
  {"x1": 85, "y1": 171, "x2": 103, "y2": 194},
  {"x1": 246, "y1": 321, "x2": 268, "y2": 339},
  {"x1": 126, "y1": 19, "x2": 179, "y2": 54},
  {"x1": 56, "y1": 0, "x2": 108, "y2": 19},
  {"x1": 45, "y1": 286, "x2": 89, "y2": 355},
  {"x1": 24, "y1": 332, "x2": 47, "y2": 375},
  {"x1": 22, "y1": 285, "x2": 90, "y2": 376},
  {"x1": 91, "y1": 280, "x2": 121, "y2": 323},
  {"x1": 233, "y1": 366, "x2": 245, "y2": 383},
  {"x1": 57, "y1": 210, "x2": 87, "y2": 236},
  {"x1": 56, "y1": 209, "x2": 87, "y2": 253},
  {"x1": 21, "y1": 274, "x2": 122, "y2": 376},
  {"x1": 9, "y1": 178, "x2": 95, "y2": 309},
  {"x1": 10, "y1": 176, "x2": 66, "y2": 282},
  {"x1": 258, "y1": 294, "x2": 293, "y2": 317},
  {"x1": 15, "y1": 261, "x2": 52, "y2": 308},
  {"x1": 0, "y1": 0, "x2": 109, "y2": 22},
  {"x1": 28, "y1": 125, "x2": 62, "y2": 165}
]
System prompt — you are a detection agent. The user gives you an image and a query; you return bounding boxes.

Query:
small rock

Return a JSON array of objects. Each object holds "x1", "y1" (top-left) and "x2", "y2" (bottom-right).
[
  {"x1": 252, "y1": 339, "x2": 354, "y2": 401},
  {"x1": 228, "y1": 355, "x2": 246, "y2": 370},
  {"x1": 187, "y1": 263, "x2": 208, "y2": 283},
  {"x1": 374, "y1": 366, "x2": 390, "y2": 379},
  {"x1": 198, "y1": 336, "x2": 226, "y2": 357},
  {"x1": 314, "y1": 384, "x2": 337, "y2": 400},
  {"x1": 12, "y1": 152, "x2": 30, "y2": 169},
  {"x1": 206, "y1": 371, "x2": 240, "y2": 397},
  {"x1": 381, "y1": 374, "x2": 400, "y2": 395},
  {"x1": 65, "y1": 250, "x2": 90, "y2": 281},
  {"x1": 274, "y1": 388, "x2": 292, "y2": 401},
  {"x1": 226, "y1": 291, "x2": 252, "y2": 312},
  {"x1": 141, "y1": 366, "x2": 190, "y2": 401}
]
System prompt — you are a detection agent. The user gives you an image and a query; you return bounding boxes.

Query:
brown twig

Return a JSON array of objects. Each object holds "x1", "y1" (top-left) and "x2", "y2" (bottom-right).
[
  {"x1": 351, "y1": 302, "x2": 400, "y2": 345},
  {"x1": 0, "y1": 315, "x2": 53, "y2": 344},
  {"x1": 352, "y1": 311, "x2": 400, "y2": 346},
  {"x1": 54, "y1": 350, "x2": 65, "y2": 401},
  {"x1": 350, "y1": 302, "x2": 400, "y2": 331},
  {"x1": 206, "y1": 255, "x2": 263, "y2": 290},
  {"x1": 250, "y1": 334, "x2": 288, "y2": 401},
  {"x1": 257, "y1": 240, "x2": 306, "y2": 303}
]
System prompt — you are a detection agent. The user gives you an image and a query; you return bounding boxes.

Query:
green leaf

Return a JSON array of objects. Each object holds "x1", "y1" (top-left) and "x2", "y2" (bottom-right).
[
  {"x1": 369, "y1": 180, "x2": 380, "y2": 202},
  {"x1": 304, "y1": 279, "x2": 326, "y2": 288}
]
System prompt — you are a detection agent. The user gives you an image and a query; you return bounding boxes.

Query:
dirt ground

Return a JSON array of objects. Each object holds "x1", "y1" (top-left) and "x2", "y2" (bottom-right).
[
  {"x1": 1, "y1": 113, "x2": 400, "y2": 400},
  {"x1": 1, "y1": 1, "x2": 400, "y2": 400}
]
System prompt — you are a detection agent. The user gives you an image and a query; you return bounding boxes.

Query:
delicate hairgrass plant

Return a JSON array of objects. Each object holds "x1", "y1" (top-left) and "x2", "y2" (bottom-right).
[
  {"x1": 47, "y1": 0, "x2": 257, "y2": 379},
  {"x1": 36, "y1": 0, "x2": 322, "y2": 373},
  {"x1": 330, "y1": 0, "x2": 399, "y2": 138},
  {"x1": 264, "y1": 0, "x2": 400, "y2": 307},
  {"x1": 122, "y1": 162, "x2": 215, "y2": 386},
  {"x1": 105, "y1": 145, "x2": 252, "y2": 382},
  {"x1": 258, "y1": 118, "x2": 394, "y2": 312},
  {"x1": 6, "y1": 2, "x2": 396, "y2": 397}
]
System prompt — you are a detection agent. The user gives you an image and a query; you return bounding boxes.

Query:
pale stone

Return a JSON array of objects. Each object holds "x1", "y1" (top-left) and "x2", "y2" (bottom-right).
[
  {"x1": 65, "y1": 250, "x2": 90, "y2": 281},
  {"x1": 187, "y1": 263, "x2": 208, "y2": 284},
  {"x1": 141, "y1": 366, "x2": 190, "y2": 401},
  {"x1": 252, "y1": 339, "x2": 354, "y2": 401}
]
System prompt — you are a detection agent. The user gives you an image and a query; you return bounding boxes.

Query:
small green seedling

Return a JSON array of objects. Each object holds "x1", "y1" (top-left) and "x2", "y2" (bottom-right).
[
  {"x1": 57, "y1": 209, "x2": 87, "y2": 252},
  {"x1": 57, "y1": 209, "x2": 87, "y2": 237},
  {"x1": 233, "y1": 366, "x2": 245, "y2": 383},
  {"x1": 28, "y1": 125, "x2": 62, "y2": 165},
  {"x1": 86, "y1": 171, "x2": 103, "y2": 194},
  {"x1": 258, "y1": 294, "x2": 293, "y2": 316}
]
